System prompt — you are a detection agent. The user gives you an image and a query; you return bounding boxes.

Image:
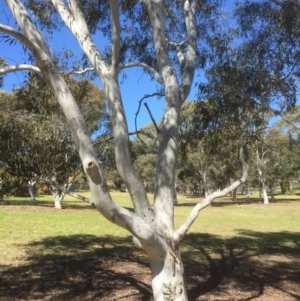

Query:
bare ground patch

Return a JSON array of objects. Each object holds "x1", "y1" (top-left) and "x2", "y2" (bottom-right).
[{"x1": 0, "y1": 231, "x2": 299, "y2": 301}]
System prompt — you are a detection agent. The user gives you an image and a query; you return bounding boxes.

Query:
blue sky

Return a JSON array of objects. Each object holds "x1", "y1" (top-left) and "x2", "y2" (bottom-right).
[{"x1": 0, "y1": 2, "x2": 201, "y2": 134}]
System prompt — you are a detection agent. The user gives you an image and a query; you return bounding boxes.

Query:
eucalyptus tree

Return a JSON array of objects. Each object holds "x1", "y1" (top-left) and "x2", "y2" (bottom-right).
[
  {"x1": 0, "y1": 1, "x2": 249, "y2": 299},
  {"x1": 0, "y1": 75, "x2": 106, "y2": 208},
  {"x1": 234, "y1": 0, "x2": 300, "y2": 113}
]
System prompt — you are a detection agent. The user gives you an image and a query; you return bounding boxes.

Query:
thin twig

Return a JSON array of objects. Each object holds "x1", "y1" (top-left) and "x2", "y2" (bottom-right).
[
  {"x1": 135, "y1": 92, "x2": 164, "y2": 139},
  {"x1": 144, "y1": 102, "x2": 159, "y2": 133}
]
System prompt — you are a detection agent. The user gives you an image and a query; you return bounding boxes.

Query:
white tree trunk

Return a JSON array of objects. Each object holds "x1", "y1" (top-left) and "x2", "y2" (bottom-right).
[
  {"x1": 28, "y1": 180, "x2": 36, "y2": 201},
  {"x1": 262, "y1": 181, "x2": 269, "y2": 205},
  {"x1": 201, "y1": 170, "x2": 208, "y2": 197},
  {"x1": 150, "y1": 253, "x2": 187, "y2": 301},
  {"x1": 258, "y1": 169, "x2": 269, "y2": 205},
  {"x1": 53, "y1": 192, "x2": 63, "y2": 209}
]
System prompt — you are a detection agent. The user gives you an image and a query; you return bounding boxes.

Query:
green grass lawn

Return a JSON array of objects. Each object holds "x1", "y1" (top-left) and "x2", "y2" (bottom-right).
[{"x1": 0, "y1": 191, "x2": 299, "y2": 300}]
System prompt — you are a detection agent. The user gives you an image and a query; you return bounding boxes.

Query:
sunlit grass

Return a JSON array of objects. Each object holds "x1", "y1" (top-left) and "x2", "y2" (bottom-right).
[
  {"x1": 1, "y1": 190, "x2": 299, "y2": 300},
  {"x1": 1, "y1": 190, "x2": 299, "y2": 267}
]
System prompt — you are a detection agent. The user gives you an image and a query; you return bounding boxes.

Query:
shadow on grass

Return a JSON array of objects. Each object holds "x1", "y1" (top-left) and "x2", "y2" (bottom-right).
[
  {"x1": 1, "y1": 198, "x2": 95, "y2": 210},
  {"x1": 177, "y1": 197, "x2": 300, "y2": 207},
  {"x1": 183, "y1": 230, "x2": 300, "y2": 300},
  {"x1": 0, "y1": 231, "x2": 300, "y2": 300}
]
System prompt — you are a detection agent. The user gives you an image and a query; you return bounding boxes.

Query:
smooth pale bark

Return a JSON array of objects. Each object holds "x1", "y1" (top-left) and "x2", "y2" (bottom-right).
[
  {"x1": 262, "y1": 182, "x2": 269, "y2": 205},
  {"x1": 256, "y1": 144, "x2": 269, "y2": 205},
  {"x1": 49, "y1": 181, "x2": 66, "y2": 209},
  {"x1": 0, "y1": 64, "x2": 40, "y2": 75},
  {"x1": 28, "y1": 180, "x2": 36, "y2": 201},
  {"x1": 258, "y1": 169, "x2": 269, "y2": 205},
  {"x1": 52, "y1": 190, "x2": 63, "y2": 210},
  {"x1": 200, "y1": 169, "x2": 208, "y2": 197}
]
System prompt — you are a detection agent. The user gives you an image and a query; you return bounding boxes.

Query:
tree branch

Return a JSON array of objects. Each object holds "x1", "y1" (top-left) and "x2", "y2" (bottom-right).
[
  {"x1": 109, "y1": 0, "x2": 120, "y2": 79},
  {"x1": 72, "y1": 67, "x2": 94, "y2": 75},
  {"x1": 51, "y1": 0, "x2": 107, "y2": 73},
  {"x1": 144, "y1": 102, "x2": 159, "y2": 133},
  {"x1": 179, "y1": 0, "x2": 197, "y2": 103},
  {"x1": 144, "y1": 0, "x2": 181, "y2": 232},
  {"x1": 0, "y1": 24, "x2": 38, "y2": 53},
  {"x1": 135, "y1": 92, "x2": 164, "y2": 141},
  {"x1": 173, "y1": 132, "x2": 249, "y2": 245},
  {"x1": 129, "y1": 130, "x2": 155, "y2": 140},
  {"x1": 119, "y1": 62, "x2": 164, "y2": 85},
  {"x1": 0, "y1": 64, "x2": 40, "y2": 75},
  {"x1": 281, "y1": 117, "x2": 300, "y2": 130}
]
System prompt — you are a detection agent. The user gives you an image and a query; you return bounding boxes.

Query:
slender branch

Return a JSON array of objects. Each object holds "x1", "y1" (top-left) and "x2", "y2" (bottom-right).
[
  {"x1": 166, "y1": 37, "x2": 186, "y2": 47},
  {"x1": 119, "y1": 62, "x2": 164, "y2": 85},
  {"x1": 52, "y1": 0, "x2": 107, "y2": 72},
  {"x1": 72, "y1": 67, "x2": 94, "y2": 75},
  {"x1": 281, "y1": 117, "x2": 300, "y2": 130},
  {"x1": 0, "y1": 24, "x2": 38, "y2": 53},
  {"x1": 93, "y1": 136, "x2": 114, "y2": 147},
  {"x1": 174, "y1": 132, "x2": 249, "y2": 244},
  {"x1": 129, "y1": 130, "x2": 155, "y2": 140},
  {"x1": 144, "y1": 102, "x2": 159, "y2": 133},
  {"x1": 135, "y1": 92, "x2": 164, "y2": 137},
  {"x1": 0, "y1": 64, "x2": 40, "y2": 75}
]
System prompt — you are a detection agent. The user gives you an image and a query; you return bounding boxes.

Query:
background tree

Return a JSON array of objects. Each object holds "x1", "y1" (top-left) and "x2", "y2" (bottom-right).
[
  {"x1": 132, "y1": 123, "x2": 157, "y2": 193},
  {"x1": 0, "y1": 74, "x2": 107, "y2": 208}
]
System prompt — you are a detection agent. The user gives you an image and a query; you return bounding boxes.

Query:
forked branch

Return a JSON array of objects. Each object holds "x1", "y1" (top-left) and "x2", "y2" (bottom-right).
[{"x1": 173, "y1": 132, "x2": 249, "y2": 244}]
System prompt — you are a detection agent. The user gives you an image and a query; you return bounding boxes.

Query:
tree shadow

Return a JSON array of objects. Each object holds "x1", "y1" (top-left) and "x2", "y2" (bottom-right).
[
  {"x1": 177, "y1": 198, "x2": 264, "y2": 207},
  {"x1": 177, "y1": 197, "x2": 300, "y2": 207},
  {"x1": 0, "y1": 235, "x2": 152, "y2": 301},
  {"x1": 182, "y1": 231, "x2": 300, "y2": 300},
  {"x1": 0, "y1": 231, "x2": 299, "y2": 300},
  {"x1": 1, "y1": 198, "x2": 95, "y2": 210}
]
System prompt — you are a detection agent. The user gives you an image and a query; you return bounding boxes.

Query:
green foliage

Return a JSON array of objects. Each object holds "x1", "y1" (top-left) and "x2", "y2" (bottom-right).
[
  {"x1": 131, "y1": 124, "x2": 158, "y2": 192},
  {"x1": 177, "y1": 101, "x2": 244, "y2": 194},
  {"x1": 0, "y1": 169, "x2": 28, "y2": 198},
  {"x1": 234, "y1": 0, "x2": 300, "y2": 112},
  {"x1": 0, "y1": 57, "x2": 6, "y2": 88},
  {"x1": 24, "y1": 0, "x2": 223, "y2": 81},
  {"x1": 0, "y1": 75, "x2": 107, "y2": 190}
]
